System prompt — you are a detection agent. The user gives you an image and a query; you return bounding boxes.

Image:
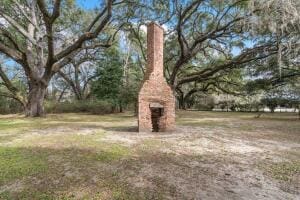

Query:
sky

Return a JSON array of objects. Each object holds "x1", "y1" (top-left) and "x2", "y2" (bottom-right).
[{"x1": 76, "y1": 0, "x2": 100, "y2": 9}]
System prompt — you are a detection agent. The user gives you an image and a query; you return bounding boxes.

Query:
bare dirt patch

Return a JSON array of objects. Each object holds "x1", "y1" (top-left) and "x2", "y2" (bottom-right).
[{"x1": 100, "y1": 111, "x2": 300, "y2": 199}]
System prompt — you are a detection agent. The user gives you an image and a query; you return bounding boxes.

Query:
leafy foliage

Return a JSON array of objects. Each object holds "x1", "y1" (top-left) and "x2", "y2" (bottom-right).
[{"x1": 92, "y1": 47, "x2": 124, "y2": 109}]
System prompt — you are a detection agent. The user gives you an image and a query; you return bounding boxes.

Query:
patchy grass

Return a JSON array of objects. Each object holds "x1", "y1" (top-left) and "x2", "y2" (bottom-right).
[
  {"x1": 0, "y1": 113, "x2": 139, "y2": 199},
  {"x1": 0, "y1": 147, "x2": 48, "y2": 185},
  {"x1": 0, "y1": 111, "x2": 299, "y2": 199},
  {"x1": 95, "y1": 144, "x2": 130, "y2": 162},
  {"x1": 261, "y1": 161, "x2": 300, "y2": 182}
]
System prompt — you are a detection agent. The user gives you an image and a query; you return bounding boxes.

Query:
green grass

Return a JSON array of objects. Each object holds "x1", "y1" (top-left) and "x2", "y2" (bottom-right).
[
  {"x1": 95, "y1": 144, "x2": 130, "y2": 162},
  {"x1": 0, "y1": 120, "x2": 31, "y2": 131},
  {"x1": 262, "y1": 161, "x2": 300, "y2": 182},
  {"x1": 0, "y1": 147, "x2": 48, "y2": 185},
  {"x1": 0, "y1": 144, "x2": 133, "y2": 199},
  {"x1": 0, "y1": 113, "x2": 134, "y2": 199}
]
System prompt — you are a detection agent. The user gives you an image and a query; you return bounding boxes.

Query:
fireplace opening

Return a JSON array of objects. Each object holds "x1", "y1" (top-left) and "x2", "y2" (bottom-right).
[{"x1": 150, "y1": 107, "x2": 163, "y2": 132}]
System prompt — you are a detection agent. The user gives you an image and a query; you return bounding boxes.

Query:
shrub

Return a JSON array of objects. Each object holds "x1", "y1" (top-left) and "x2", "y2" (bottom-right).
[
  {"x1": 45, "y1": 100, "x2": 114, "y2": 114},
  {"x1": 0, "y1": 97, "x2": 23, "y2": 114},
  {"x1": 261, "y1": 98, "x2": 278, "y2": 113},
  {"x1": 195, "y1": 104, "x2": 214, "y2": 111}
]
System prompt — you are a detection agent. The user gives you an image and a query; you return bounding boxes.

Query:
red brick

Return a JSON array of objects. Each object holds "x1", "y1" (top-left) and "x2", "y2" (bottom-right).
[{"x1": 138, "y1": 22, "x2": 175, "y2": 132}]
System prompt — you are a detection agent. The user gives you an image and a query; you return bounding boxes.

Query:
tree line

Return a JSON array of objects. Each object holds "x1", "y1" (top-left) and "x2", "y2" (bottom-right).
[{"x1": 0, "y1": 0, "x2": 299, "y2": 117}]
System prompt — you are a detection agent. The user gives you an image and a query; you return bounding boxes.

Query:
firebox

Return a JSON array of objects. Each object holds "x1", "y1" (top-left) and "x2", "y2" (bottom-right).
[
  {"x1": 138, "y1": 22, "x2": 175, "y2": 132},
  {"x1": 150, "y1": 103, "x2": 164, "y2": 132}
]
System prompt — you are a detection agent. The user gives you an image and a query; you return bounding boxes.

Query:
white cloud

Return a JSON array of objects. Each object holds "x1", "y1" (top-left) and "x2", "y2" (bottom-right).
[
  {"x1": 161, "y1": 24, "x2": 169, "y2": 31},
  {"x1": 140, "y1": 24, "x2": 147, "y2": 33},
  {"x1": 140, "y1": 22, "x2": 169, "y2": 33},
  {"x1": 0, "y1": 17, "x2": 8, "y2": 26}
]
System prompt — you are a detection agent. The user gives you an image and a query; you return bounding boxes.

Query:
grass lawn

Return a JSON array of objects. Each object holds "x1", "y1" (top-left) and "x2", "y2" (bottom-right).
[{"x1": 0, "y1": 111, "x2": 299, "y2": 200}]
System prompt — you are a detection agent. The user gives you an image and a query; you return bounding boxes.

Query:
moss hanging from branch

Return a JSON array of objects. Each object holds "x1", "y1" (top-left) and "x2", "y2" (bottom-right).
[{"x1": 247, "y1": 0, "x2": 300, "y2": 77}]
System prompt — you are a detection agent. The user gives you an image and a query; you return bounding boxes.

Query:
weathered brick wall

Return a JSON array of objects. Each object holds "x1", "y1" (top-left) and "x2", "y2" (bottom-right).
[{"x1": 138, "y1": 22, "x2": 175, "y2": 132}]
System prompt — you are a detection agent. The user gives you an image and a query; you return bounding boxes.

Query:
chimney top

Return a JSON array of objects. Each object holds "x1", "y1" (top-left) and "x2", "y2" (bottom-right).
[{"x1": 147, "y1": 21, "x2": 164, "y2": 31}]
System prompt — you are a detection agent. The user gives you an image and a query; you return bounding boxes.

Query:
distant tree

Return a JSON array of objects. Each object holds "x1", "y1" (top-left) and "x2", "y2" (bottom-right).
[
  {"x1": 92, "y1": 47, "x2": 124, "y2": 112},
  {"x1": 261, "y1": 98, "x2": 278, "y2": 113},
  {"x1": 92, "y1": 42, "x2": 143, "y2": 112},
  {"x1": 56, "y1": 51, "x2": 99, "y2": 101},
  {"x1": 261, "y1": 84, "x2": 300, "y2": 113}
]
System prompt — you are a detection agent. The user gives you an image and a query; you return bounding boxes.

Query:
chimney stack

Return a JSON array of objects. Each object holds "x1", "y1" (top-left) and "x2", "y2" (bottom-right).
[
  {"x1": 144, "y1": 22, "x2": 164, "y2": 80},
  {"x1": 138, "y1": 22, "x2": 175, "y2": 132}
]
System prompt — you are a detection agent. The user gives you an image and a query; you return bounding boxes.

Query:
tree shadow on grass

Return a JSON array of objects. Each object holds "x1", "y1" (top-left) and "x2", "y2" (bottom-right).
[
  {"x1": 1, "y1": 144, "x2": 299, "y2": 200},
  {"x1": 0, "y1": 144, "x2": 193, "y2": 200},
  {"x1": 0, "y1": 144, "x2": 222, "y2": 200},
  {"x1": 103, "y1": 126, "x2": 138, "y2": 133},
  {"x1": 0, "y1": 145, "x2": 138, "y2": 200}
]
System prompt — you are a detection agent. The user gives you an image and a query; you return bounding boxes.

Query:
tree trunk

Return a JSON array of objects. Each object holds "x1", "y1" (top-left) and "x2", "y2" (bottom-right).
[
  {"x1": 25, "y1": 83, "x2": 47, "y2": 117},
  {"x1": 298, "y1": 104, "x2": 300, "y2": 120},
  {"x1": 119, "y1": 104, "x2": 123, "y2": 113},
  {"x1": 177, "y1": 96, "x2": 186, "y2": 110},
  {"x1": 134, "y1": 101, "x2": 138, "y2": 116}
]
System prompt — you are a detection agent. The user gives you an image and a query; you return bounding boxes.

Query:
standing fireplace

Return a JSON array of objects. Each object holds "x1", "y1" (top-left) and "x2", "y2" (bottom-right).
[{"x1": 138, "y1": 22, "x2": 175, "y2": 132}]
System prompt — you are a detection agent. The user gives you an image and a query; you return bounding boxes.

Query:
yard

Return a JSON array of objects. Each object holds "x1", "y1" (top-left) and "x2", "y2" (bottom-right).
[{"x1": 0, "y1": 111, "x2": 299, "y2": 200}]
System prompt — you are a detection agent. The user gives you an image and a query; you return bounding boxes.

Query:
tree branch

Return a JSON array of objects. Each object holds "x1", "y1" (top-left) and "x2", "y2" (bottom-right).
[
  {"x1": 177, "y1": 44, "x2": 278, "y2": 86},
  {"x1": 0, "y1": 65, "x2": 26, "y2": 105},
  {"x1": 0, "y1": 12, "x2": 37, "y2": 45},
  {"x1": 54, "y1": 0, "x2": 113, "y2": 62},
  {"x1": 0, "y1": 43, "x2": 23, "y2": 62}
]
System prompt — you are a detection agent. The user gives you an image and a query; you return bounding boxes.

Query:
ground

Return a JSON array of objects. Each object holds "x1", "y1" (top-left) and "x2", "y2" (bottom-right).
[{"x1": 0, "y1": 111, "x2": 299, "y2": 200}]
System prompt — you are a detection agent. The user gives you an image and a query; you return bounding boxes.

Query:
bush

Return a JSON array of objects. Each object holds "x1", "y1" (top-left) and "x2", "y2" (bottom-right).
[
  {"x1": 45, "y1": 100, "x2": 114, "y2": 114},
  {"x1": 194, "y1": 104, "x2": 214, "y2": 111},
  {"x1": 261, "y1": 98, "x2": 278, "y2": 113},
  {"x1": 0, "y1": 97, "x2": 23, "y2": 114},
  {"x1": 229, "y1": 104, "x2": 237, "y2": 111}
]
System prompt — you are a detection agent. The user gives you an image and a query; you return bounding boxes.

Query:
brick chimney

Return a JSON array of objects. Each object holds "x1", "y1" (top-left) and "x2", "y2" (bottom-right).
[{"x1": 138, "y1": 22, "x2": 175, "y2": 132}]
